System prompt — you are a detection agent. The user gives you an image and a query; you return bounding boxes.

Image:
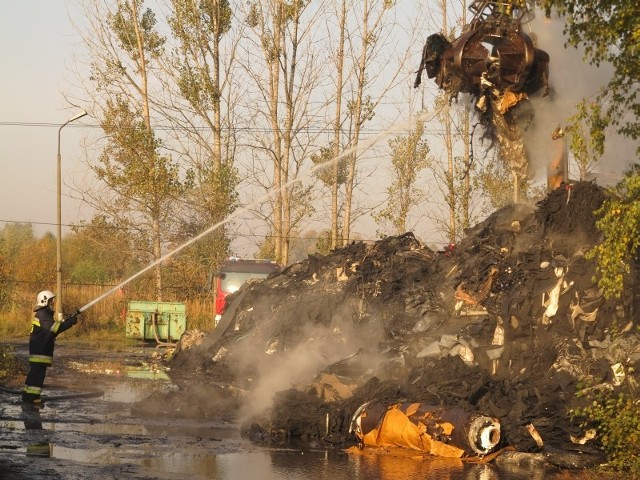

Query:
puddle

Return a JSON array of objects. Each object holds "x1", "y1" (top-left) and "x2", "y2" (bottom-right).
[
  {"x1": 68, "y1": 359, "x2": 170, "y2": 381},
  {"x1": 54, "y1": 446, "x2": 223, "y2": 474},
  {"x1": 102, "y1": 380, "x2": 157, "y2": 403},
  {"x1": 126, "y1": 366, "x2": 170, "y2": 381}
]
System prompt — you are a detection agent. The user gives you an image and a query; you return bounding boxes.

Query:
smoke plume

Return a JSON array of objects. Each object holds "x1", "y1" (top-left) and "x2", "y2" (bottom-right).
[{"x1": 524, "y1": 12, "x2": 636, "y2": 184}]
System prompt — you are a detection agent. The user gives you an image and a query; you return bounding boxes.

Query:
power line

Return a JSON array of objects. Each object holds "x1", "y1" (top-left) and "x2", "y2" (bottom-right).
[
  {"x1": 0, "y1": 218, "x2": 449, "y2": 246},
  {"x1": 0, "y1": 120, "x2": 450, "y2": 135},
  {"x1": 0, "y1": 218, "x2": 131, "y2": 231}
]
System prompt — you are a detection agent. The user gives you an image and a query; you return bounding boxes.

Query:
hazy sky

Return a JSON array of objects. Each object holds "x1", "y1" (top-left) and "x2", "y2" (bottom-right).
[
  {"x1": 1, "y1": 2, "x2": 637, "y2": 248},
  {"x1": 1, "y1": 2, "x2": 90, "y2": 236}
]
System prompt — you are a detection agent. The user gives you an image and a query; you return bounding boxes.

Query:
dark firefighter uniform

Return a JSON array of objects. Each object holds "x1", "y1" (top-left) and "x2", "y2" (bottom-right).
[{"x1": 22, "y1": 298, "x2": 78, "y2": 404}]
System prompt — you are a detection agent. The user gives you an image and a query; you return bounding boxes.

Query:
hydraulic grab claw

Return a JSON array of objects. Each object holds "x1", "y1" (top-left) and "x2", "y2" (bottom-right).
[{"x1": 415, "y1": 0, "x2": 549, "y2": 105}]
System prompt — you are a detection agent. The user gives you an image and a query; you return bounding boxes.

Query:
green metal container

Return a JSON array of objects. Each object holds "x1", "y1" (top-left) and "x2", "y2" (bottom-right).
[{"x1": 125, "y1": 301, "x2": 186, "y2": 342}]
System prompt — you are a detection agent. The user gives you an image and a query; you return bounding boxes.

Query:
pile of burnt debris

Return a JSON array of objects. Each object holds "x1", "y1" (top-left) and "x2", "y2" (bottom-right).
[{"x1": 158, "y1": 181, "x2": 639, "y2": 467}]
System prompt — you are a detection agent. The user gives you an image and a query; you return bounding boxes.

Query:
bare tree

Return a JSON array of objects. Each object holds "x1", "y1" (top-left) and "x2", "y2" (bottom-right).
[
  {"x1": 158, "y1": 0, "x2": 242, "y2": 274},
  {"x1": 73, "y1": 0, "x2": 187, "y2": 301},
  {"x1": 242, "y1": 0, "x2": 325, "y2": 264},
  {"x1": 339, "y1": 0, "x2": 397, "y2": 246},
  {"x1": 411, "y1": 0, "x2": 481, "y2": 244},
  {"x1": 329, "y1": 0, "x2": 348, "y2": 248},
  {"x1": 374, "y1": 116, "x2": 431, "y2": 234}
]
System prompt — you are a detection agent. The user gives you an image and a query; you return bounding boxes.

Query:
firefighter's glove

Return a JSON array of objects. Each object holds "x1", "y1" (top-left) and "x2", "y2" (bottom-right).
[{"x1": 65, "y1": 310, "x2": 81, "y2": 325}]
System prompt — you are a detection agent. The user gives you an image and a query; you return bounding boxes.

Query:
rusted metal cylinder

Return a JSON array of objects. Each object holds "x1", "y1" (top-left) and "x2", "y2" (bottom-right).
[{"x1": 350, "y1": 401, "x2": 501, "y2": 457}]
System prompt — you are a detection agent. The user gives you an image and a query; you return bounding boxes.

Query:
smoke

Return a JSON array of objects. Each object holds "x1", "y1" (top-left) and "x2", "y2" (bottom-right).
[
  {"x1": 523, "y1": 12, "x2": 636, "y2": 184},
  {"x1": 233, "y1": 300, "x2": 387, "y2": 421}
]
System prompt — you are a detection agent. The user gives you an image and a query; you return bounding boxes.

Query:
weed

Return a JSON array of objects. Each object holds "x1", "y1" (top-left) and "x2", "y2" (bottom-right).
[
  {"x1": 0, "y1": 344, "x2": 22, "y2": 381},
  {"x1": 571, "y1": 385, "x2": 640, "y2": 475}
]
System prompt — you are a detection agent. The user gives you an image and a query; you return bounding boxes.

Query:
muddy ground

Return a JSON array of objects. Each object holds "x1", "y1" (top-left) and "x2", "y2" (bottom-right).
[
  {"x1": 0, "y1": 342, "x2": 251, "y2": 480},
  {"x1": 1, "y1": 342, "x2": 605, "y2": 480},
  {"x1": 0, "y1": 342, "x2": 625, "y2": 480},
  {"x1": 160, "y1": 181, "x2": 639, "y2": 469}
]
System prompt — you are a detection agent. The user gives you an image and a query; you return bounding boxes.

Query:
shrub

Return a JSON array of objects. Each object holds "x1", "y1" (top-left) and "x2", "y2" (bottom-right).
[
  {"x1": 572, "y1": 386, "x2": 640, "y2": 474},
  {"x1": 0, "y1": 344, "x2": 22, "y2": 381}
]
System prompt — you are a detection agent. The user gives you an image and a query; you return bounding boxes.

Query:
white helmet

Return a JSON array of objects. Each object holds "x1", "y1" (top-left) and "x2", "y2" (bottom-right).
[{"x1": 36, "y1": 290, "x2": 56, "y2": 309}]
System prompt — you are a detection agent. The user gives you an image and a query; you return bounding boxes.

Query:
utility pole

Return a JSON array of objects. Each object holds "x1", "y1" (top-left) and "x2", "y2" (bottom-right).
[{"x1": 56, "y1": 111, "x2": 87, "y2": 319}]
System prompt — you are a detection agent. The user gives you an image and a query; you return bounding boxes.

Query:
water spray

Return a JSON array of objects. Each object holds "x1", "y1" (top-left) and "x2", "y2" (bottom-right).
[{"x1": 76, "y1": 108, "x2": 441, "y2": 315}]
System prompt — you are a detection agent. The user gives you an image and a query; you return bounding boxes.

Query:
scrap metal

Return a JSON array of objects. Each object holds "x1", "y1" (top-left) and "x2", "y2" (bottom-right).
[
  {"x1": 350, "y1": 400, "x2": 501, "y2": 458},
  {"x1": 414, "y1": 0, "x2": 551, "y2": 197}
]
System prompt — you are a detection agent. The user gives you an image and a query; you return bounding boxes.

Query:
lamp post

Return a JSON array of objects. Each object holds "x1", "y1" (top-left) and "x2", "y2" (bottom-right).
[{"x1": 56, "y1": 110, "x2": 87, "y2": 320}]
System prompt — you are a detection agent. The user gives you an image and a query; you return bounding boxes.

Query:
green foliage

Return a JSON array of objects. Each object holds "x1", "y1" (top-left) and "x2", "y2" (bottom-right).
[
  {"x1": 374, "y1": 117, "x2": 431, "y2": 234},
  {"x1": 96, "y1": 96, "x2": 194, "y2": 301},
  {"x1": 169, "y1": 0, "x2": 233, "y2": 109},
  {"x1": 572, "y1": 387, "x2": 640, "y2": 474},
  {"x1": 0, "y1": 344, "x2": 22, "y2": 381},
  {"x1": 256, "y1": 235, "x2": 277, "y2": 261},
  {"x1": 169, "y1": 0, "x2": 232, "y2": 42},
  {"x1": 68, "y1": 215, "x2": 142, "y2": 283},
  {"x1": 99, "y1": 98, "x2": 188, "y2": 207},
  {"x1": 347, "y1": 95, "x2": 375, "y2": 125},
  {"x1": 586, "y1": 165, "x2": 640, "y2": 299},
  {"x1": 477, "y1": 150, "x2": 536, "y2": 212},
  {"x1": 541, "y1": 0, "x2": 640, "y2": 147},
  {"x1": 288, "y1": 182, "x2": 316, "y2": 231},
  {"x1": 566, "y1": 100, "x2": 608, "y2": 179},
  {"x1": 200, "y1": 0, "x2": 233, "y2": 38},
  {"x1": 109, "y1": 0, "x2": 165, "y2": 63},
  {"x1": 167, "y1": 162, "x2": 239, "y2": 295},
  {"x1": 97, "y1": 98, "x2": 192, "y2": 265},
  {"x1": 166, "y1": 0, "x2": 239, "y2": 279},
  {"x1": 246, "y1": 0, "x2": 307, "y2": 63},
  {"x1": 311, "y1": 143, "x2": 348, "y2": 187},
  {"x1": 69, "y1": 260, "x2": 110, "y2": 285}
]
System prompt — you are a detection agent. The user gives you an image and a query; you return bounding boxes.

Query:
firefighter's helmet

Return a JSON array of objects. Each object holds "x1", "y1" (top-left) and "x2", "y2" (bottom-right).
[{"x1": 36, "y1": 290, "x2": 56, "y2": 309}]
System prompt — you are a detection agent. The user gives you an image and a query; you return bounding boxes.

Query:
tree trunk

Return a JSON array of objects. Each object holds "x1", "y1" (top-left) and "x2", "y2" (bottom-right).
[
  {"x1": 269, "y1": 2, "x2": 284, "y2": 263},
  {"x1": 342, "y1": 0, "x2": 370, "y2": 246},
  {"x1": 131, "y1": 0, "x2": 163, "y2": 300},
  {"x1": 331, "y1": 0, "x2": 347, "y2": 249}
]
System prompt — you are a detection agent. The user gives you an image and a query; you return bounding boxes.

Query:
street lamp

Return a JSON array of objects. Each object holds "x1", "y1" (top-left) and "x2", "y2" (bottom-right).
[{"x1": 56, "y1": 110, "x2": 87, "y2": 320}]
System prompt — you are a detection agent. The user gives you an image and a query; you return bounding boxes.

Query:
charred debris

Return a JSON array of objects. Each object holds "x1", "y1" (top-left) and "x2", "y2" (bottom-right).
[{"x1": 160, "y1": 181, "x2": 639, "y2": 468}]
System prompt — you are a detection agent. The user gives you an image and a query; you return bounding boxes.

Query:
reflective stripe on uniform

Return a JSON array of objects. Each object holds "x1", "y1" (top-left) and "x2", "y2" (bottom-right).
[
  {"x1": 29, "y1": 355, "x2": 53, "y2": 365},
  {"x1": 23, "y1": 385, "x2": 42, "y2": 395},
  {"x1": 50, "y1": 321, "x2": 61, "y2": 334},
  {"x1": 31, "y1": 318, "x2": 40, "y2": 334}
]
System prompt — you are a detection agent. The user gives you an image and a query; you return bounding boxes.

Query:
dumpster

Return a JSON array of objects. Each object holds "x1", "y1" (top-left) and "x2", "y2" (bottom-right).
[{"x1": 125, "y1": 301, "x2": 186, "y2": 342}]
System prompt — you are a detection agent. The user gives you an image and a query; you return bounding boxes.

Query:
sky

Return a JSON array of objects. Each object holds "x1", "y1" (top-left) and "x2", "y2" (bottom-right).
[
  {"x1": 1, "y1": 2, "x2": 91, "y2": 237},
  {"x1": 1, "y1": 2, "x2": 637, "y2": 251}
]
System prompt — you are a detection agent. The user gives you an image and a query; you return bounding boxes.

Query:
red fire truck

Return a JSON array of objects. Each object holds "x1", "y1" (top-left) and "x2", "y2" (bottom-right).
[{"x1": 214, "y1": 258, "x2": 280, "y2": 324}]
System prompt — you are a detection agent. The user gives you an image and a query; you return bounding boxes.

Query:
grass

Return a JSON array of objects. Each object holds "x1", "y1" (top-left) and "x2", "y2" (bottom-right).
[
  {"x1": 0, "y1": 308, "x2": 214, "y2": 344},
  {"x1": 0, "y1": 344, "x2": 23, "y2": 382},
  {"x1": 550, "y1": 471, "x2": 638, "y2": 480}
]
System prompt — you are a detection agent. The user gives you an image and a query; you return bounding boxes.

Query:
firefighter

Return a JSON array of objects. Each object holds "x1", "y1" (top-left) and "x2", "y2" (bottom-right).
[{"x1": 22, "y1": 291, "x2": 80, "y2": 405}]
